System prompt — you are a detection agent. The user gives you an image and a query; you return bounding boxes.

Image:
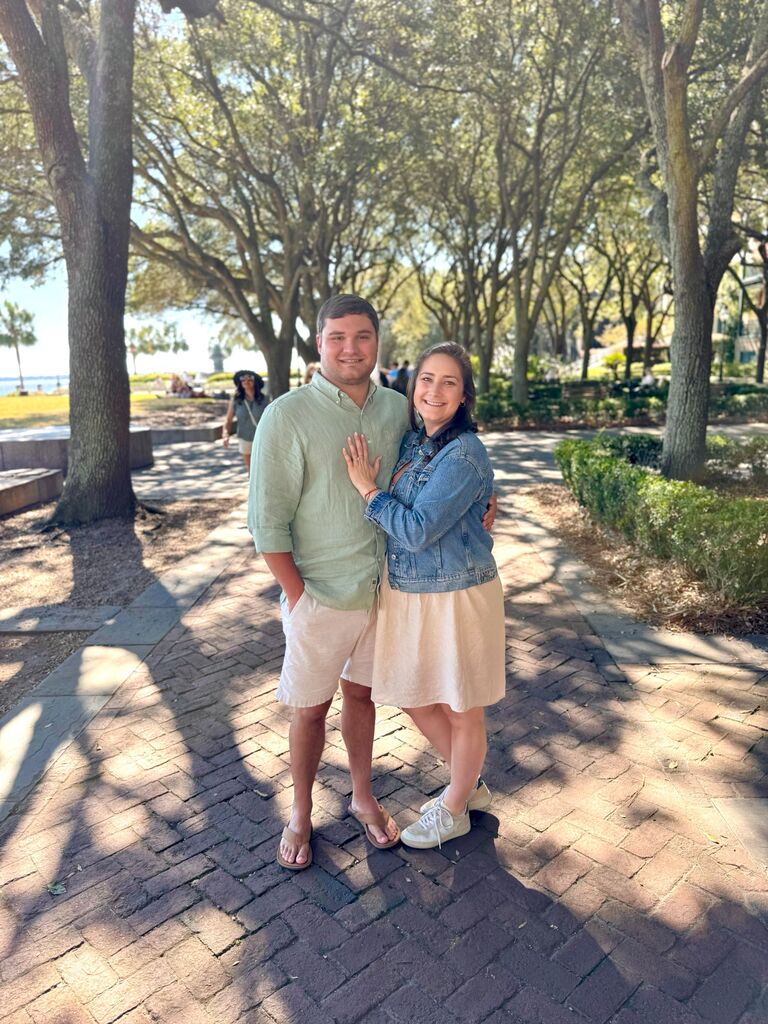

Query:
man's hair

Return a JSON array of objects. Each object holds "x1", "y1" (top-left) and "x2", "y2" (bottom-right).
[{"x1": 316, "y1": 294, "x2": 379, "y2": 336}]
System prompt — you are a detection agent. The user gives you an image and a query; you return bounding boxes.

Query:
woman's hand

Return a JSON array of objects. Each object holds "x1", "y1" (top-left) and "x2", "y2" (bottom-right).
[{"x1": 343, "y1": 432, "x2": 381, "y2": 498}]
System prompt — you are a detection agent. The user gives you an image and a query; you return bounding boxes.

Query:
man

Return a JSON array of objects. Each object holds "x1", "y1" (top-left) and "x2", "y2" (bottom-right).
[{"x1": 248, "y1": 294, "x2": 408, "y2": 868}]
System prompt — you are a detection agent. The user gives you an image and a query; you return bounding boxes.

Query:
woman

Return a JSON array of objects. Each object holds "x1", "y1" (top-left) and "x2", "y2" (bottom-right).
[
  {"x1": 222, "y1": 370, "x2": 267, "y2": 472},
  {"x1": 343, "y1": 342, "x2": 505, "y2": 849}
]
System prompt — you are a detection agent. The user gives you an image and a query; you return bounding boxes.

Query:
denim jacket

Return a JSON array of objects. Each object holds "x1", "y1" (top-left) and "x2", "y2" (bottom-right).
[{"x1": 364, "y1": 428, "x2": 497, "y2": 593}]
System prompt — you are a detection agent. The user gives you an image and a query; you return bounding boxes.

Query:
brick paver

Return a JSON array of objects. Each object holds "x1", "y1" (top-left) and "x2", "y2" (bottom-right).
[{"x1": 1, "y1": 434, "x2": 767, "y2": 1023}]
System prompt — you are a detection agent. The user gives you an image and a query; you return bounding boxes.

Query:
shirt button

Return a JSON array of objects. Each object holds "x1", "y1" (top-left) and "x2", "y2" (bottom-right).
[{"x1": 391, "y1": 554, "x2": 397, "y2": 560}]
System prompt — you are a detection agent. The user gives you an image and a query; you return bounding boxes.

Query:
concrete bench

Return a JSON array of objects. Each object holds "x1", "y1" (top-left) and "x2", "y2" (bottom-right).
[
  {"x1": 0, "y1": 468, "x2": 63, "y2": 515},
  {"x1": 0, "y1": 426, "x2": 153, "y2": 473},
  {"x1": 149, "y1": 422, "x2": 223, "y2": 444}
]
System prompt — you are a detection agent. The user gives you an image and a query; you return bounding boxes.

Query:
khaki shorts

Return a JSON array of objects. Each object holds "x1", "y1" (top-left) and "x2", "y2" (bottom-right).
[
  {"x1": 277, "y1": 591, "x2": 377, "y2": 707},
  {"x1": 238, "y1": 438, "x2": 253, "y2": 455}
]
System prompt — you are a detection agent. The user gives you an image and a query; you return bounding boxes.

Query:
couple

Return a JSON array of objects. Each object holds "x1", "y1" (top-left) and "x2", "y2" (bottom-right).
[{"x1": 248, "y1": 294, "x2": 505, "y2": 869}]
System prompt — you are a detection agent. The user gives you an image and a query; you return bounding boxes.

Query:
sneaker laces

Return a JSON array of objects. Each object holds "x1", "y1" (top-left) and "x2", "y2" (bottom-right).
[{"x1": 417, "y1": 801, "x2": 454, "y2": 849}]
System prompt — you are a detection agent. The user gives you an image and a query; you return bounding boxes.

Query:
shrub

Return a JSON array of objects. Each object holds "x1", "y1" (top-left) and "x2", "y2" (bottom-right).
[
  {"x1": 475, "y1": 378, "x2": 512, "y2": 423},
  {"x1": 704, "y1": 435, "x2": 768, "y2": 483},
  {"x1": 711, "y1": 390, "x2": 768, "y2": 418},
  {"x1": 555, "y1": 437, "x2": 768, "y2": 604},
  {"x1": 597, "y1": 433, "x2": 664, "y2": 467}
]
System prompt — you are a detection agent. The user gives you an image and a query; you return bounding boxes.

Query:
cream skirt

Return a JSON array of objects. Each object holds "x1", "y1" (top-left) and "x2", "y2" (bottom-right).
[{"x1": 371, "y1": 572, "x2": 506, "y2": 712}]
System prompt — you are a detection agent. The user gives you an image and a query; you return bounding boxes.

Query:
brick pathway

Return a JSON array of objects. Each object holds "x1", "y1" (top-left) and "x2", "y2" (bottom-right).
[{"x1": 1, "y1": 437, "x2": 768, "y2": 1024}]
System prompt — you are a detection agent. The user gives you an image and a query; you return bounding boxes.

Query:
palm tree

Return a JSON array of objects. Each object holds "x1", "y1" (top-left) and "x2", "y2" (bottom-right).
[{"x1": 0, "y1": 301, "x2": 37, "y2": 393}]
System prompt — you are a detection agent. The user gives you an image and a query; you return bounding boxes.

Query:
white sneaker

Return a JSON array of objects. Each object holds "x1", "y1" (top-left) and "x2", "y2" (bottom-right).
[
  {"x1": 419, "y1": 778, "x2": 492, "y2": 815},
  {"x1": 401, "y1": 799, "x2": 471, "y2": 849}
]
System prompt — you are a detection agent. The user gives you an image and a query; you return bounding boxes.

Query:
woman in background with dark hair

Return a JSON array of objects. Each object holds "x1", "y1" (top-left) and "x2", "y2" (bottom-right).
[
  {"x1": 222, "y1": 370, "x2": 268, "y2": 472},
  {"x1": 344, "y1": 343, "x2": 505, "y2": 850}
]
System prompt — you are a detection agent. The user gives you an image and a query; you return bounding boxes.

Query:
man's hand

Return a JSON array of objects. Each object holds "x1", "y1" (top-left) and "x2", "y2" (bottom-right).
[
  {"x1": 286, "y1": 584, "x2": 305, "y2": 614},
  {"x1": 261, "y1": 552, "x2": 306, "y2": 614},
  {"x1": 482, "y1": 493, "x2": 498, "y2": 533}
]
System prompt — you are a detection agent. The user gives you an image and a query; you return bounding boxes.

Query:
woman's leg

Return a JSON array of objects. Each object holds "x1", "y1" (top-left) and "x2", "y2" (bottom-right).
[
  {"x1": 441, "y1": 705, "x2": 487, "y2": 817},
  {"x1": 242, "y1": 452, "x2": 252, "y2": 474},
  {"x1": 403, "y1": 703, "x2": 452, "y2": 764}
]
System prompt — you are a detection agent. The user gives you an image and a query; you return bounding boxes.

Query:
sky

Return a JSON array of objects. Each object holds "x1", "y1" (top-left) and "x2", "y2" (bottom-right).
[{"x1": 0, "y1": 267, "x2": 269, "y2": 381}]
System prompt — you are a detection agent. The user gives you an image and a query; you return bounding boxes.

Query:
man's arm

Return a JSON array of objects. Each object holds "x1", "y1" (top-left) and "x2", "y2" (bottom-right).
[
  {"x1": 247, "y1": 402, "x2": 306, "y2": 608},
  {"x1": 262, "y1": 551, "x2": 304, "y2": 612}
]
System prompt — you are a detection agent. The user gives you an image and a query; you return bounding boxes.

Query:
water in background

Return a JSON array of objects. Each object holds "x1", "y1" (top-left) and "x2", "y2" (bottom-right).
[{"x1": 0, "y1": 376, "x2": 69, "y2": 396}]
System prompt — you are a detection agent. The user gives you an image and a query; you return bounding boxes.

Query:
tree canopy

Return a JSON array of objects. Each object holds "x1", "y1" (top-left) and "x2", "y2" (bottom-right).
[{"x1": 2, "y1": 0, "x2": 768, "y2": 502}]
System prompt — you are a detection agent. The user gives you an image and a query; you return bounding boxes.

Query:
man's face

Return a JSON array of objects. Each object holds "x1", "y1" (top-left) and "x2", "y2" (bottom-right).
[{"x1": 316, "y1": 314, "x2": 378, "y2": 391}]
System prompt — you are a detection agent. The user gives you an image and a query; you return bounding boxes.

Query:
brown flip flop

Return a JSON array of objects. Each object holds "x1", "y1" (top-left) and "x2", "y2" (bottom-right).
[
  {"x1": 276, "y1": 826, "x2": 313, "y2": 871},
  {"x1": 348, "y1": 802, "x2": 401, "y2": 849}
]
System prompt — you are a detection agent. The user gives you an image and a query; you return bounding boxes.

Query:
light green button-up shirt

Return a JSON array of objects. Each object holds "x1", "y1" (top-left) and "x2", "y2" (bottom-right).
[{"x1": 248, "y1": 372, "x2": 409, "y2": 610}]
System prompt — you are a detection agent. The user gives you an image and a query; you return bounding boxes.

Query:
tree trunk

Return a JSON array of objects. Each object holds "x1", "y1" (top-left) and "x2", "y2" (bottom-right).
[
  {"x1": 295, "y1": 332, "x2": 319, "y2": 366},
  {"x1": 756, "y1": 313, "x2": 767, "y2": 384},
  {"x1": 623, "y1": 315, "x2": 636, "y2": 379},
  {"x1": 511, "y1": 317, "x2": 532, "y2": 404},
  {"x1": 56, "y1": 226, "x2": 135, "y2": 522},
  {"x1": 0, "y1": 0, "x2": 137, "y2": 524},
  {"x1": 661, "y1": 281, "x2": 713, "y2": 480},
  {"x1": 263, "y1": 340, "x2": 293, "y2": 397},
  {"x1": 14, "y1": 342, "x2": 25, "y2": 391},
  {"x1": 642, "y1": 320, "x2": 654, "y2": 373},
  {"x1": 477, "y1": 347, "x2": 491, "y2": 395},
  {"x1": 580, "y1": 312, "x2": 592, "y2": 381}
]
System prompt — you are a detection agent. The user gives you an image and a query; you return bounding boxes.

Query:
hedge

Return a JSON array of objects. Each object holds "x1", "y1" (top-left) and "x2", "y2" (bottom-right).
[
  {"x1": 554, "y1": 437, "x2": 768, "y2": 604},
  {"x1": 476, "y1": 375, "x2": 768, "y2": 427},
  {"x1": 597, "y1": 432, "x2": 768, "y2": 481}
]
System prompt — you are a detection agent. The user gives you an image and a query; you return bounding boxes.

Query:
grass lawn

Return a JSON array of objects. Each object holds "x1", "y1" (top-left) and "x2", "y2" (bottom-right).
[{"x1": 0, "y1": 393, "x2": 219, "y2": 430}]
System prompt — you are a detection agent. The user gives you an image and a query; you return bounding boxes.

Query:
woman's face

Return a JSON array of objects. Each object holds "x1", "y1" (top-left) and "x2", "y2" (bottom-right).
[
  {"x1": 240, "y1": 373, "x2": 256, "y2": 394},
  {"x1": 413, "y1": 353, "x2": 465, "y2": 436}
]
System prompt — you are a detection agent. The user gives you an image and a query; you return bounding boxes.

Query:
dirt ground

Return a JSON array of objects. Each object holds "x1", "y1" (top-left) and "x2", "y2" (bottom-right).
[
  {"x1": 0, "y1": 498, "x2": 235, "y2": 716},
  {"x1": 518, "y1": 483, "x2": 768, "y2": 636},
  {"x1": 130, "y1": 399, "x2": 229, "y2": 428}
]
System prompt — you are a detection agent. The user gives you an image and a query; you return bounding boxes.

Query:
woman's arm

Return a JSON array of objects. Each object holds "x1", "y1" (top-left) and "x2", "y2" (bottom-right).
[
  {"x1": 222, "y1": 398, "x2": 235, "y2": 447},
  {"x1": 343, "y1": 433, "x2": 486, "y2": 552}
]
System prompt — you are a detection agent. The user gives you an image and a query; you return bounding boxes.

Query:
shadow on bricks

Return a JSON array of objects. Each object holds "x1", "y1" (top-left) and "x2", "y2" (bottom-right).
[{"x1": 1, "y1": 435, "x2": 767, "y2": 1024}]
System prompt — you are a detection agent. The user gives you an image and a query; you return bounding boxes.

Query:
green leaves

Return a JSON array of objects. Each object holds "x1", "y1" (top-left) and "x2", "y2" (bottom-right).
[{"x1": 555, "y1": 436, "x2": 768, "y2": 603}]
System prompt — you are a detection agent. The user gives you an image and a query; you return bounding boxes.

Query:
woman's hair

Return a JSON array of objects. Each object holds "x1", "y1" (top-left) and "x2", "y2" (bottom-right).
[
  {"x1": 407, "y1": 342, "x2": 477, "y2": 450},
  {"x1": 233, "y1": 370, "x2": 265, "y2": 404}
]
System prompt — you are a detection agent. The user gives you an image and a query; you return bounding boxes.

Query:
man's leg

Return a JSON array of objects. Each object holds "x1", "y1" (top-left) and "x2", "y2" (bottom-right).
[
  {"x1": 340, "y1": 678, "x2": 398, "y2": 844},
  {"x1": 281, "y1": 698, "x2": 332, "y2": 865}
]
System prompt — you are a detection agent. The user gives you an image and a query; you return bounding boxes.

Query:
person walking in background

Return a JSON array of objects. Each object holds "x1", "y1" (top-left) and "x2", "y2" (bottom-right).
[
  {"x1": 391, "y1": 364, "x2": 410, "y2": 395},
  {"x1": 222, "y1": 370, "x2": 268, "y2": 473},
  {"x1": 343, "y1": 342, "x2": 505, "y2": 849}
]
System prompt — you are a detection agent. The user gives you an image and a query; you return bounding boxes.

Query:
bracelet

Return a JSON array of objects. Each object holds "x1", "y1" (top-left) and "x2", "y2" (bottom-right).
[{"x1": 363, "y1": 487, "x2": 379, "y2": 502}]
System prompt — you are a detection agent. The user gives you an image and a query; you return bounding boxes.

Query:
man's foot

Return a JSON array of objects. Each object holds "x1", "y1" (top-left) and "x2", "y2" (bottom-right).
[
  {"x1": 419, "y1": 778, "x2": 492, "y2": 815},
  {"x1": 401, "y1": 799, "x2": 470, "y2": 849},
  {"x1": 348, "y1": 796, "x2": 400, "y2": 847},
  {"x1": 277, "y1": 813, "x2": 313, "y2": 870}
]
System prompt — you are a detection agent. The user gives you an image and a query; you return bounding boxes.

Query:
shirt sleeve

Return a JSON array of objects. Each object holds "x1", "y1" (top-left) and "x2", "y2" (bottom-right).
[
  {"x1": 364, "y1": 451, "x2": 485, "y2": 552},
  {"x1": 247, "y1": 403, "x2": 304, "y2": 552}
]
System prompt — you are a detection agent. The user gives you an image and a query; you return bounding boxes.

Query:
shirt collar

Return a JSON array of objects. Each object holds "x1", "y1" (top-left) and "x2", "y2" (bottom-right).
[{"x1": 311, "y1": 371, "x2": 378, "y2": 408}]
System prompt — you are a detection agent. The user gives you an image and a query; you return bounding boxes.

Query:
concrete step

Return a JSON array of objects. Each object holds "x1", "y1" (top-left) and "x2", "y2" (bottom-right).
[{"x1": 0, "y1": 468, "x2": 63, "y2": 515}]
